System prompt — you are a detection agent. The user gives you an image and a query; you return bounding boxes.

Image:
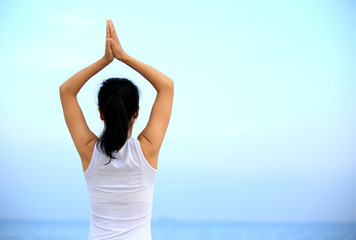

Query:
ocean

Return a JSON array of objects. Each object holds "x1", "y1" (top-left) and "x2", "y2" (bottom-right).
[{"x1": 0, "y1": 220, "x2": 355, "y2": 240}]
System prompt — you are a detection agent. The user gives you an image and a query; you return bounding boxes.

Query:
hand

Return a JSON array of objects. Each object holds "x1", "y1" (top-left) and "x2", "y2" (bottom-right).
[
  {"x1": 107, "y1": 20, "x2": 127, "y2": 61},
  {"x1": 104, "y1": 20, "x2": 114, "y2": 62}
]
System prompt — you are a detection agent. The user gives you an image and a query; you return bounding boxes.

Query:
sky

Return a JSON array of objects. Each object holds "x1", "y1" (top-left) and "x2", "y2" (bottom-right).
[{"x1": 0, "y1": 0, "x2": 355, "y2": 223}]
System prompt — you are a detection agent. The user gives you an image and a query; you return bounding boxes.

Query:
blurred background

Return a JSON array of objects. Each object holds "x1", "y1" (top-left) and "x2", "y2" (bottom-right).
[{"x1": 0, "y1": 0, "x2": 355, "y2": 230}]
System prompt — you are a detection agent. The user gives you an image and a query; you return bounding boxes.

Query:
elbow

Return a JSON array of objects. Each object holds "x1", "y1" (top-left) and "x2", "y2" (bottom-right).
[
  {"x1": 165, "y1": 78, "x2": 174, "y2": 92},
  {"x1": 59, "y1": 83, "x2": 72, "y2": 97},
  {"x1": 157, "y1": 78, "x2": 174, "y2": 93},
  {"x1": 59, "y1": 83, "x2": 75, "y2": 97},
  {"x1": 59, "y1": 84, "x2": 66, "y2": 96},
  {"x1": 168, "y1": 78, "x2": 174, "y2": 91},
  {"x1": 165, "y1": 79, "x2": 174, "y2": 95}
]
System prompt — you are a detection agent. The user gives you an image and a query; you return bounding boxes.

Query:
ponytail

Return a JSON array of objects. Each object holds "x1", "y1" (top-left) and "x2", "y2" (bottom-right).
[
  {"x1": 99, "y1": 92, "x2": 128, "y2": 162},
  {"x1": 97, "y1": 78, "x2": 139, "y2": 163}
]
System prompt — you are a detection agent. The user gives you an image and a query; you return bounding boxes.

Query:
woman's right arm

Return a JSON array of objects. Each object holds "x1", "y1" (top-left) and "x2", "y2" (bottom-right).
[
  {"x1": 107, "y1": 20, "x2": 174, "y2": 169},
  {"x1": 123, "y1": 55, "x2": 174, "y2": 165}
]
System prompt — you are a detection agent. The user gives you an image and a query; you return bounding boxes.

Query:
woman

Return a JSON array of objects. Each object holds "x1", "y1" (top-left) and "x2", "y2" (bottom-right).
[{"x1": 59, "y1": 20, "x2": 174, "y2": 240}]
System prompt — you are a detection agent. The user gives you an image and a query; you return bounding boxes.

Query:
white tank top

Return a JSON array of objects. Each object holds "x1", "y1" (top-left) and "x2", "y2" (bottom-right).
[{"x1": 84, "y1": 138, "x2": 157, "y2": 240}]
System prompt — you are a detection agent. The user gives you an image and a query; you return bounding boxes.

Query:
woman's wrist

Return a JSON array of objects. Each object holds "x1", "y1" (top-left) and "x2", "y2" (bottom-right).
[
  {"x1": 118, "y1": 53, "x2": 130, "y2": 62},
  {"x1": 101, "y1": 56, "x2": 113, "y2": 66}
]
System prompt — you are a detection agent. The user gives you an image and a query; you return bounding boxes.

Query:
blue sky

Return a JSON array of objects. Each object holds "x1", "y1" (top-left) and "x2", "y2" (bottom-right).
[{"x1": 0, "y1": 0, "x2": 355, "y2": 222}]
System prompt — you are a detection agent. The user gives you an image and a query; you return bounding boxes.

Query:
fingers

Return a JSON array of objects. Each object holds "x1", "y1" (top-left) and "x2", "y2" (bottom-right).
[
  {"x1": 106, "y1": 20, "x2": 111, "y2": 38},
  {"x1": 107, "y1": 38, "x2": 116, "y2": 52},
  {"x1": 107, "y1": 38, "x2": 115, "y2": 46},
  {"x1": 106, "y1": 38, "x2": 111, "y2": 48},
  {"x1": 107, "y1": 20, "x2": 120, "y2": 44}
]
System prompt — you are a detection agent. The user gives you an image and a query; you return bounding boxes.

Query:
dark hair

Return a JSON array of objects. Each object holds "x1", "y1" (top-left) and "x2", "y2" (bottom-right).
[{"x1": 97, "y1": 77, "x2": 139, "y2": 163}]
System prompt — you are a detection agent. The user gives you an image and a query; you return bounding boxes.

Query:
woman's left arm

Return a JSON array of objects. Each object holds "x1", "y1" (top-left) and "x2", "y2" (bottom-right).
[
  {"x1": 59, "y1": 58, "x2": 110, "y2": 161},
  {"x1": 59, "y1": 20, "x2": 114, "y2": 162}
]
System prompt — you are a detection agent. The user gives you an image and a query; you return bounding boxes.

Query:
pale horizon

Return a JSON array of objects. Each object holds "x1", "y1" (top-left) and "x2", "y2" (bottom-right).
[{"x1": 0, "y1": 0, "x2": 355, "y2": 223}]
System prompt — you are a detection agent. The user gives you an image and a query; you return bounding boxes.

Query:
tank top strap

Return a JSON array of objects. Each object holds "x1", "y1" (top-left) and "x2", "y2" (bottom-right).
[
  {"x1": 132, "y1": 138, "x2": 157, "y2": 174},
  {"x1": 83, "y1": 140, "x2": 101, "y2": 177}
]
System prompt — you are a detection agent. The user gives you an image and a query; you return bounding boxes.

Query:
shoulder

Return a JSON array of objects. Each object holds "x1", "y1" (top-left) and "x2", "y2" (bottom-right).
[
  {"x1": 137, "y1": 136, "x2": 158, "y2": 170},
  {"x1": 81, "y1": 138, "x2": 99, "y2": 172}
]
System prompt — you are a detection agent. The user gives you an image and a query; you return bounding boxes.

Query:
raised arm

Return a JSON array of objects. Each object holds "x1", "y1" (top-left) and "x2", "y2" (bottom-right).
[
  {"x1": 107, "y1": 20, "x2": 174, "y2": 169},
  {"x1": 59, "y1": 21, "x2": 114, "y2": 169}
]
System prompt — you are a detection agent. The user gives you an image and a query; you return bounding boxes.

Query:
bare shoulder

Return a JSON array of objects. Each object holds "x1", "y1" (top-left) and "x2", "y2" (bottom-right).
[
  {"x1": 138, "y1": 135, "x2": 158, "y2": 170},
  {"x1": 81, "y1": 137, "x2": 99, "y2": 172}
]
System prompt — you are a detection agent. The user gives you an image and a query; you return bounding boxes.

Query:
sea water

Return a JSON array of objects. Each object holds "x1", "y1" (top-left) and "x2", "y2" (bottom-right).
[{"x1": 0, "y1": 219, "x2": 355, "y2": 240}]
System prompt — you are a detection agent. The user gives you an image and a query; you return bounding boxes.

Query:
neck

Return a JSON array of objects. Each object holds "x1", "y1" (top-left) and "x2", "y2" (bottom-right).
[{"x1": 127, "y1": 124, "x2": 133, "y2": 140}]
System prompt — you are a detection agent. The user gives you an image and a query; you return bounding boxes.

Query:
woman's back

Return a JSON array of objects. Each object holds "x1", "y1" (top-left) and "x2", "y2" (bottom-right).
[
  {"x1": 84, "y1": 138, "x2": 157, "y2": 240},
  {"x1": 59, "y1": 20, "x2": 173, "y2": 239}
]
